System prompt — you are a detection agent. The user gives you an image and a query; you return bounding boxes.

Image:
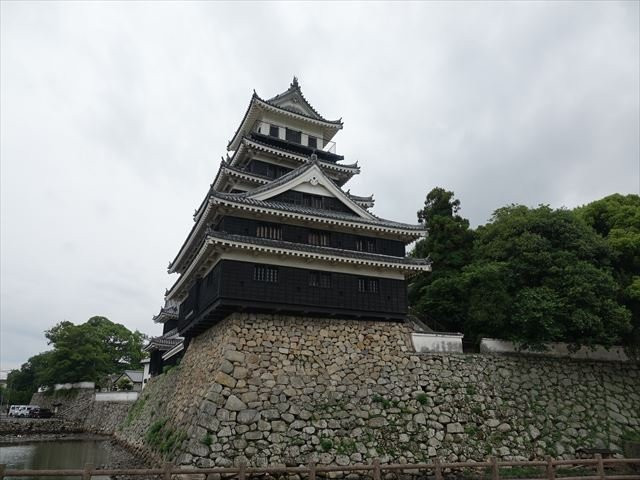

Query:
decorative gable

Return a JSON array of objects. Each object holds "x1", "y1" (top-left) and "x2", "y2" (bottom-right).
[
  {"x1": 248, "y1": 161, "x2": 376, "y2": 220},
  {"x1": 267, "y1": 77, "x2": 325, "y2": 120}
]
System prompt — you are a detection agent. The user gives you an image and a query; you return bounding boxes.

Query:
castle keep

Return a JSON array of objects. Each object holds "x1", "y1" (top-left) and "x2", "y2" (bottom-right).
[
  {"x1": 145, "y1": 79, "x2": 430, "y2": 374},
  {"x1": 126, "y1": 81, "x2": 638, "y2": 468}
]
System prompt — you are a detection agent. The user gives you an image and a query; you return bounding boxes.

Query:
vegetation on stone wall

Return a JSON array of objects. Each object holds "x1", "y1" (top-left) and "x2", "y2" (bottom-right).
[
  {"x1": 145, "y1": 418, "x2": 187, "y2": 458},
  {"x1": 411, "y1": 189, "x2": 638, "y2": 353}
]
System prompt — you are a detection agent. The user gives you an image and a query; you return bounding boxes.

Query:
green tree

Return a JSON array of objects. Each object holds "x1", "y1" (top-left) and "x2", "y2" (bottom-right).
[
  {"x1": 39, "y1": 316, "x2": 146, "y2": 386},
  {"x1": 465, "y1": 205, "x2": 632, "y2": 349},
  {"x1": 116, "y1": 377, "x2": 133, "y2": 391},
  {"x1": 575, "y1": 194, "x2": 640, "y2": 356},
  {"x1": 3, "y1": 351, "x2": 54, "y2": 404},
  {"x1": 410, "y1": 188, "x2": 474, "y2": 332}
]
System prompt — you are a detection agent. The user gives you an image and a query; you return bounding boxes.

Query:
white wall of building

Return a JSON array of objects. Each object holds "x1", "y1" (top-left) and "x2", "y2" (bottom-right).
[
  {"x1": 480, "y1": 338, "x2": 630, "y2": 362},
  {"x1": 95, "y1": 391, "x2": 139, "y2": 402},
  {"x1": 54, "y1": 381, "x2": 95, "y2": 390},
  {"x1": 411, "y1": 332, "x2": 464, "y2": 353}
]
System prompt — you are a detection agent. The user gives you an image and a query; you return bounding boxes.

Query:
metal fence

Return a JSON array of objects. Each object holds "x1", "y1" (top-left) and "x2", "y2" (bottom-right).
[{"x1": 1, "y1": 455, "x2": 639, "y2": 480}]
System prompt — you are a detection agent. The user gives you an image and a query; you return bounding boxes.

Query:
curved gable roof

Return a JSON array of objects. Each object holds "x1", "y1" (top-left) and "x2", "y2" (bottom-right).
[{"x1": 228, "y1": 79, "x2": 343, "y2": 152}]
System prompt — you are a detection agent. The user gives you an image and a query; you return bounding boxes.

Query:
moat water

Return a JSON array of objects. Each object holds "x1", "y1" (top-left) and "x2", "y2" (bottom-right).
[{"x1": 0, "y1": 436, "x2": 134, "y2": 480}]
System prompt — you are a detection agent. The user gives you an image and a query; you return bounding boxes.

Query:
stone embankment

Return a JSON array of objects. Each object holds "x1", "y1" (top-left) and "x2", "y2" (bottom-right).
[
  {"x1": 116, "y1": 313, "x2": 640, "y2": 468},
  {"x1": 0, "y1": 418, "x2": 84, "y2": 435},
  {"x1": 3, "y1": 387, "x2": 134, "y2": 437}
]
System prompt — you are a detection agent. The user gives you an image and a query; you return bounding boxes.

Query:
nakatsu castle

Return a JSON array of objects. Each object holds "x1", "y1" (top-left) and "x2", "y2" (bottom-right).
[{"x1": 144, "y1": 79, "x2": 431, "y2": 376}]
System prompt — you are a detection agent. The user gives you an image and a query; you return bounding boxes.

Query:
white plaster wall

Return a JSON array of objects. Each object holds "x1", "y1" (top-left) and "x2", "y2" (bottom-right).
[
  {"x1": 411, "y1": 332, "x2": 464, "y2": 353},
  {"x1": 54, "y1": 381, "x2": 95, "y2": 390},
  {"x1": 95, "y1": 391, "x2": 139, "y2": 402},
  {"x1": 480, "y1": 338, "x2": 630, "y2": 362}
]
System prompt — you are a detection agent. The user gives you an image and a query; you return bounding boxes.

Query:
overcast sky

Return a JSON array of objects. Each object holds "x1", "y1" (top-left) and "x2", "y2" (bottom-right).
[{"x1": 1, "y1": 1, "x2": 638, "y2": 371}]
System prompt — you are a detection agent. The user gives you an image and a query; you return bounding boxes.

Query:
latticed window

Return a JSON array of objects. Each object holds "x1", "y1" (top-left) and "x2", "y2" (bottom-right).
[
  {"x1": 308, "y1": 230, "x2": 330, "y2": 247},
  {"x1": 356, "y1": 238, "x2": 376, "y2": 253},
  {"x1": 269, "y1": 124, "x2": 280, "y2": 138},
  {"x1": 286, "y1": 128, "x2": 302, "y2": 144},
  {"x1": 303, "y1": 194, "x2": 324, "y2": 209},
  {"x1": 256, "y1": 224, "x2": 282, "y2": 240},
  {"x1": 309, "y1": 271, "x2": 331, "y2": 288},
  {"x1": 308, "y1": 136, "x2": 318, "y2": 149},
  {"x1": 254, "y1": 265, "x2": 278, "y2": 283},
  {"x1": 358, "y1": 278, "x2": 379, "y2": 293}
]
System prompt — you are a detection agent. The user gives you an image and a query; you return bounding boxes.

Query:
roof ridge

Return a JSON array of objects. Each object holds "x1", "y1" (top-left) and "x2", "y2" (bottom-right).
[{"x1": 263, "y1": 77, "x2": 342, "y2": 124}]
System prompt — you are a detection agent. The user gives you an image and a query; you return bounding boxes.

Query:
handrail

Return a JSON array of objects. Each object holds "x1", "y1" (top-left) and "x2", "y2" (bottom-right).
[{"x1": 2, "y1": 455, "x2": 638, "y2": 479}]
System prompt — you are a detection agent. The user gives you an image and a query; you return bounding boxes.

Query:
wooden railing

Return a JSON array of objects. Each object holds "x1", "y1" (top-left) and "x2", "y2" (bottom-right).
[{"x1": 1, "y1": 455, "x2": 639, "y2": 480}]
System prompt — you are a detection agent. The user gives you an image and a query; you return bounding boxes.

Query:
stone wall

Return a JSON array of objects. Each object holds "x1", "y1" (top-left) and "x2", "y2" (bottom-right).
[
  {"x1": 85, "y1": 401, "x2": 133, "y2": 434},
  {"x1": 31, "y1": 388, "x2": 95, "y2": 423},
  {"x1": 29, "y1": 388, "x2": 134, "y2": 435},
  {"x1": 116, "y1": 313, "x2": 640, "y2": 467}
]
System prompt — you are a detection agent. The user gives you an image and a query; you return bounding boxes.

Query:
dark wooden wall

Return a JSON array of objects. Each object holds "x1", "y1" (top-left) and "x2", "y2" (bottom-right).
[
  {"x1": 177, "y1": 260, "x2": 407, "y2": 334},
  {"x1": 216, "y1": 216, "x2": 406, "y2": 257}
]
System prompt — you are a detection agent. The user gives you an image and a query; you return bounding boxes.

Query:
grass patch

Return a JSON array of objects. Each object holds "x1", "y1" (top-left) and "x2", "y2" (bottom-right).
[
  {"x1": 335, "y1": 438, "x2": 357, "y2": 455},
  {"x1": 416, "y1": 393, "x2": 429, "y2": 405},
  {"x1": 372, "y1": 395, "x2": 391, "y2": 408},
  {"x1": 201, "y1": 432, "x2": 212, "y2": 446},
  {"x1": 124, "y1": 396, "x2": 146, "y2": 427},
  {"x1": 145, "y1": 418, "x2": 187, "y2": 458},
  {"x1": 319, "y1": 437, "x2": 333, "y2": 452}
]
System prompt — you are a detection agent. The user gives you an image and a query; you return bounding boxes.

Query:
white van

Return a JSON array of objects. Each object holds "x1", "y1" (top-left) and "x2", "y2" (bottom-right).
[
  {"x1": 8, "y1": 405, "x2": 25, "y2": 416},
  {"x1": 9, "y1": 405, "x2": 38, "y2": 417}
]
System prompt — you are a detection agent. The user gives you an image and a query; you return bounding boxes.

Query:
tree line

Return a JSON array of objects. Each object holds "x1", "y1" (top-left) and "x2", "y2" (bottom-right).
[
  {"x1": 410, "y1": 189, "x2": 639, "y2": 356},
  {"x1": 1, "y1": 316, "x2": 146, "y2": 405}
]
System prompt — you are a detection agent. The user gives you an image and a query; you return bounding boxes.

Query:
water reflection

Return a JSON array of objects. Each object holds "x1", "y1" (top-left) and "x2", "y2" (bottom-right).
[{"x1": 0, "y1": 439, "x2": 113, "y2": 480}]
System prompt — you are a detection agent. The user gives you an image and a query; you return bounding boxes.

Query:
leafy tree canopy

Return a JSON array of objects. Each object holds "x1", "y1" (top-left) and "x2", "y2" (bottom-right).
[
  {"x1": 4, "y1": 316, "x2": 146, "y2": 403},
  {"x1": 465, "y1": 205, "x2": 631, "y2": 349},
  {"x1": 575, "y1": 194, "x2": 640, "y2": 355},
  {"x1": 411, "y1": 190, "x2": 636, "y2": 352},
  {"x1": 41, "y1": 316, "x2": 146, "y2": 385},
  {"x1": 410, "y1": 188, "x2": 474, "y2": 332}
]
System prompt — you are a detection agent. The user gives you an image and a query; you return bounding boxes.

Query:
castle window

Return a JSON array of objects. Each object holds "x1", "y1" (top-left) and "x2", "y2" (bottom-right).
[
  {"x1": 303, "y1": 194, "x2": 324, "y2": 209},
  {"x1": 309, "y1": 271, "x2": 331, "y2": 288},
  {"x1": 308, "y1": 136, "x2": 318, "y2": 149},
  {"x1": 285, "y1": 128, "x2": 302, "y2": 144},
  {"x1": 358, "y1": 278, "x2": 379, "y2": 293},
  {"x1": 256, "y1": 224, "x2": 282, "y2": 240},
  {"x1": 269, "y1": 124, "x2": 280, "y2": 138},
  {"x1": 254, "y1": 265, "x2": 278, "y2": 283},
  {"x1": 266, "y1": 164, "x2": 276, "y2": 179},
  {"x1": 308, "y1": 230, "x2": 330, "y2": 247},
  {"x1": 356, "y1": 238, "x2": 377, "y2": 253}
]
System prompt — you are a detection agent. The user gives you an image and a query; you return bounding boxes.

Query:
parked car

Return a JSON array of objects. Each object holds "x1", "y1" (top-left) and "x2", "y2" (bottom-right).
[
  {"x1": 28, "y1": 407, "x2": 53, "y2": 418},
  {"x1": 15, "y1": 405, "x2": 39, "y2": 417},
  {"x1": 8, "y1": 405, "x2": 25, "y2": 416}
]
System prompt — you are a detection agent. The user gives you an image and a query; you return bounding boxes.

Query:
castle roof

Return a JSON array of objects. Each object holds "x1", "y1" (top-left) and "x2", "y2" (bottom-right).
[
  {"x1": 170, "y1": 161, "x2": 425, "y2": 274},
  {"x1": 166, "y1": 231, "x2": 431, "y2": 300},
  {"x1": 228, "y1": 78, "x2": 343, "y2": 152}
]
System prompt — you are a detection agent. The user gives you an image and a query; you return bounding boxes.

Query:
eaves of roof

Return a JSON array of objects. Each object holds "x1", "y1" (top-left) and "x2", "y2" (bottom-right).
[{"x1": 228, "y1": 94, "x2": 343, "y2": 152}]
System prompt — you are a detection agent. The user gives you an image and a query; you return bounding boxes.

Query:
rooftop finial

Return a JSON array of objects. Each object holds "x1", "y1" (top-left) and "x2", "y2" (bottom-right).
[{"x1": 291, "y1": 76, "x2": 299, "y2": 88}]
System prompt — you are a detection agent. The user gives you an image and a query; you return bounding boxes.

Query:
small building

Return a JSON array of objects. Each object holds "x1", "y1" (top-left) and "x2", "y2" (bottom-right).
[{"x1": 113, "y1": 370, "x2": 144, "y2": 392}]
